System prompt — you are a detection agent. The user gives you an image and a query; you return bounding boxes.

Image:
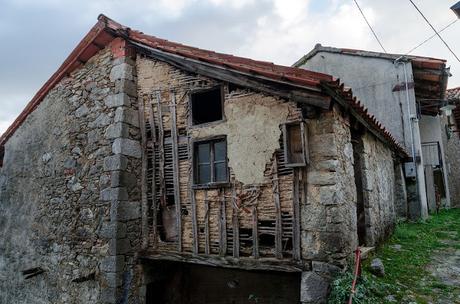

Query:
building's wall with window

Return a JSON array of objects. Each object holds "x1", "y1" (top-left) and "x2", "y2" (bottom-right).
[{"x1": 135, "y1": 55, "x2": 363, "y2": 271}]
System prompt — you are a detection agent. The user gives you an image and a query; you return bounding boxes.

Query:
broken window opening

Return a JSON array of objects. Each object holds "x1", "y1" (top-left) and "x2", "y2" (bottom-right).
[
  {"x1": 194, "y1": 138, "x2": 228, "y2": 186},
  {"x1": 191, "y1": 86, "x2": 224, "y2": 125},
  {"x1": 283, "y1": 121, "x2": 309, "y2": 167}
]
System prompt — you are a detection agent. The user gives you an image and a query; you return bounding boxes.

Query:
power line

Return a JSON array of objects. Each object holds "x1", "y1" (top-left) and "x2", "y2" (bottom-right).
[
  {"x1": 405, "y1": 19, "x2": 458, "y2": 55},
  {"x1": 352, "y1": 0, "x2": 387, "y2": 53},
  {"x1": 408, "y1": 0, "x2": 460, "y2": 63}
]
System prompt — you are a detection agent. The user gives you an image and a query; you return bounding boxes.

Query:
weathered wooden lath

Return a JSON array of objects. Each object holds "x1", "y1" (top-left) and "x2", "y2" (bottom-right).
[{"x1": 139, "y1": 81, "x2": 307, "y2": 272}]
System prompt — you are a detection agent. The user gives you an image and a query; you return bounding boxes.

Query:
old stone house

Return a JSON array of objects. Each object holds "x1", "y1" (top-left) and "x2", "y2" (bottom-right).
[
  {"x1": 295, "y1": 45, "x2": 452, "y2": 218},
  {"x1": 0, "y1": 15, "x2": 408, "y2": 303}
]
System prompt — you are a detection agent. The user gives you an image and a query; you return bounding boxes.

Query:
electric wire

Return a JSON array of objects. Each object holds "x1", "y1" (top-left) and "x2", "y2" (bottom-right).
[
  {"x1": 352, "y1": 0, "x2": 387, "y2": 53},
  {"x1": 405, "y1": 19, "x2": 458, "y2": 55},
  {"x1": 408, "y1": 0, "x2": 460, "y2": 63}
]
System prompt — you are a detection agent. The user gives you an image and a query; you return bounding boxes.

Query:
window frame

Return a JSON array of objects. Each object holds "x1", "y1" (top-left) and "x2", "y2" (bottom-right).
[
  {"x1": 192, "y1": 135, "x2": 230, "y2": 189},
  {"x1": 188, "y1": 85, "x2": 226, "y2": 128},
  {"x1": 282, "y1": 121, "x2": 309, "y2": 167}
]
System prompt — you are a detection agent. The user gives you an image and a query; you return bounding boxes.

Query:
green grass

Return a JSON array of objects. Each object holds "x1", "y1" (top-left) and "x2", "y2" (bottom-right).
[{"x1": 328, "y1": 208, "x2": 460, "y2": 304}]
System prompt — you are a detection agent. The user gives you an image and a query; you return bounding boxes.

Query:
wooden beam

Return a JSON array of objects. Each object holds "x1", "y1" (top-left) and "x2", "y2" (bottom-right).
[
  {"x1": 132, "y1": 42, "x2": 331, "y2": 109},
  {"x1": 170, "y1": 92, "x2": 182, "y2": 252},
  {"x1": 204, "y1": 191, "x2": 210, "y2": 255},
  {"x1": 219, "y1": 189, "x2": 227, "y2": 256},
  {"x1": 155, "y1": 91, "x2": 166, "y2": 208},
  {"x1": 252, "y1": 205, "x2": 259, "y2": 258},
  {"x1": 139, "y1": 96, "x2": 149, "y2": 250},
  {"x1": 232, "y1": 187, "x2": 240, "y2": 258},
  {"x1": 189, "y1": 137, "x2": 199, "y2": 255},
  {"x1": 272, "y1": 158, "x2": 283, "y2": 259},
  {"x1": 139, "y1": 251, "x2": 307, "y2": 273},
  {"x1": 146, "y1": 99, "x2": 157, "y2": 247},
  {"x1": 292, "y1": 169, "x2": 301, "y2": 261}
]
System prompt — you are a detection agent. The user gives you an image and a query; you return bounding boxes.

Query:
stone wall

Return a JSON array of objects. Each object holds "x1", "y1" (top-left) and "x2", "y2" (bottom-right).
[
  {"x1": 360, "y1": 132, "x2": 396, "y2": 245},
  {"x1": 0, "y1": 39, "x2": 142, "y2": 304},
  {"x1": 393, "y1": 161, "x2": 408, "y2": 218},
  {"x1": 444, "y1": 116, "x2": 460, "y2": 207},
  {"x1": 301, "y1": 108, "x2": 357, "y2": 266},
  {"x1": 0, "y1": 47, "x2": 114, "y2": 303}
]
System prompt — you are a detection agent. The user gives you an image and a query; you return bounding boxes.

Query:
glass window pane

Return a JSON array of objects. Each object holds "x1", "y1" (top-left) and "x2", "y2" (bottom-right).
[
  {"x1": 197, "y1": 143, "x2": 210, "y2": 164},
  {"x1": 214, "y1": 162, "x2": 227, "y2": 182},
  {"x1": 214, "y1": 141, "x2": 226, "y2": 162},
  {"x1": 198, "y1": 164, "x2": 211, "y2": 184}
]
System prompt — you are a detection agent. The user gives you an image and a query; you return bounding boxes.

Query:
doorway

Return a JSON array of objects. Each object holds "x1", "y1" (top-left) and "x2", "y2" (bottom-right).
[{"x1": 144, "y1": 261, "x2": 300, "y2": 304}]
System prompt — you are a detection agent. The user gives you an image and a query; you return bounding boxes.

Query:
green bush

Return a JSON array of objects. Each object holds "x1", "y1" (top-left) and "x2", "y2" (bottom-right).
[{"x1": 328, "y1": 271, "x2": 389, "y2": 304}]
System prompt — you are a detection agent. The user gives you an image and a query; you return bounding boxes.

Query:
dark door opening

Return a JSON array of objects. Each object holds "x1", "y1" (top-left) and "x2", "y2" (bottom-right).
[
  {"x1": 145, "y1": 262, "x2": 300, "y2": 304},
  {"x1": 351, "y1": 129, "x2": 366, "y2": 246}
]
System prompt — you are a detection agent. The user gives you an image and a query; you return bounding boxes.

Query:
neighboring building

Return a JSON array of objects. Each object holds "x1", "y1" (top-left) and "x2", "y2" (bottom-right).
[
  {"x1": 445, "y1": 87, "x2": 460, "y2": 207},
  {"x1": 0, "y1": 16, "x2": 408, "y2": 303},
  {"x1": 295, "y1": 45, "x2": 451, "y2": 218}
]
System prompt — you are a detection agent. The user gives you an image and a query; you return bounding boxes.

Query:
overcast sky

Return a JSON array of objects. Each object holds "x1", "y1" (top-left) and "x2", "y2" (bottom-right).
[{"x1": 1, "y1": 0, "x2": 459, "y2": 134}]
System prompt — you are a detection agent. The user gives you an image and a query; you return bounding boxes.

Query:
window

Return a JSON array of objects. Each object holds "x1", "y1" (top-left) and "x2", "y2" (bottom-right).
[
  {"x1": 191, "y1": 86, "x2": 223, "y2": 125},
  {"x1": 283, "y1": 121, "x2": 309, "y2": 167},
  {"x1": 194, "y1": 138, "x2": 228, "y2": 185}
]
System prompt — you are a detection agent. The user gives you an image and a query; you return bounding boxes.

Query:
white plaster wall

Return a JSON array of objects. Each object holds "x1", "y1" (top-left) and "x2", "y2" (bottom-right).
[{"x1": 190, "y1": 93, "x2": 293, "y2": 185}]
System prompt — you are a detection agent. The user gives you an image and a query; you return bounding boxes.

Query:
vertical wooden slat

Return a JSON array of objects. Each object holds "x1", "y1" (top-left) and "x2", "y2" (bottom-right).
[
  {"x1": 189, "y1": 137, "x2": 199, "y2": 255},
  {"x1": 219, "y1": 189, "x2": 227, "y2": 256},
  {"x1": 204, "y1": 191, "x2": 210, "y2": 255},
  {"x1": 252, "y1": 205, "x2": 259, "y2": 258},
  {"x1": 232, "y1": 187, "x2": 239, "y2": 258},
  {"x1": 272, "y1": 157, "x2": 283, "y2": 259},
  {"x1": 147, "y1": 99, "x2": 157, "y2": 247},
  {"x1": 139, "y1": 97, "x2": 149, "y2": 250},
  {"x1": 292, "y1": 169, "x2": 301, "y2": 261},
  {"x1": 170, "y1": 91, "x2": 182, "y2": 252},
  {"x1": 156, "y1": 91, "x2": 166, "y2": 208}
]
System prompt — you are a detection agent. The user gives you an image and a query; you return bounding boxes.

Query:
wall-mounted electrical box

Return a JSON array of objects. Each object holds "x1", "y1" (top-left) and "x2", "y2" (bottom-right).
[{"x1": 404, "y1": 162, "x2": 416, "y2": 178}]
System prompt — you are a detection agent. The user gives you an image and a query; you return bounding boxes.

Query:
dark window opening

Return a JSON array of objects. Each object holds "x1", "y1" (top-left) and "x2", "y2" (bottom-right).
[
  {"x1": 283, "y1": 122, "x2": 308, "y2": 167},
  {"x1": 191, "y1": 87, "x2": 223, "y2": 125},
  {"x1": 239, "y1": 228, "x2": 253, "y2": 256},
  {"x1": 194, "y1": 138, "x2": 228, "y2": 185}
]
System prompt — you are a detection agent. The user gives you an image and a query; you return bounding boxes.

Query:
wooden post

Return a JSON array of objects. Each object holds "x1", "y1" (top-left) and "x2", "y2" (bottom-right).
[
  {"x1": 292, "y1": 169, "x2": 301, "y2": 261},
  {"x1": 272, "y1": 158, "x2": 283, "y2": 259},
  {"x1": 139, "y1": 97, "x2": 149, "y2": 250},
  {"x1": 147, "y1": 98, "x2": 157, "y2": 247},
  {"x1": 170, "y1": 91, "x2": 182, "y2": 252},
  {"x1": 232, "y1": 187, "x2": 240, "y2": 258},
  {"x1": 219, "y1": 189, "x2": 227, "y2": 256},
  {"x1": 252, "y1": 205, "x2": 259, "y2": 258},
  {"x1": 204, "y1": 191, "x2": 210, "y2": 255},
  {"x1": 156, "y1": 91, "x2": 166, "y2": 208},
  {"x1": 189, "y1": 138, "x2": 199, "y2": 255}
]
